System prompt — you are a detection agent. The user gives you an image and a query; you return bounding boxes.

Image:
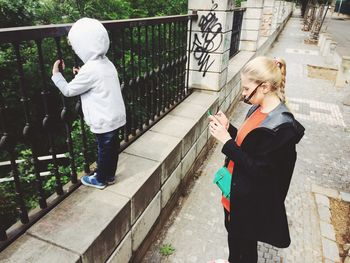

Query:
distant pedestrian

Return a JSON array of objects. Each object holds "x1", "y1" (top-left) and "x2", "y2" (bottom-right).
[
  {"x1": 208, "y1": 56, "x2": 305, "y2": 263},
  {"x1": 51, "y1": 18, "x2": 126, "y2": 189}
]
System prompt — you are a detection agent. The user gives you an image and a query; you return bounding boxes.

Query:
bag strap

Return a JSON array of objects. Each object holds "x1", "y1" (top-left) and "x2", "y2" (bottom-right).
[{"x1": 224, "y1": 157, "x2": 229, "y2": 168}]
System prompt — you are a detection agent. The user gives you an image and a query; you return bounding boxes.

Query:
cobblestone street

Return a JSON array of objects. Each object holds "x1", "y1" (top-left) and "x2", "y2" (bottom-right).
[{"x1": 142, "y1": 11, "x2": 350, "y2": 263}]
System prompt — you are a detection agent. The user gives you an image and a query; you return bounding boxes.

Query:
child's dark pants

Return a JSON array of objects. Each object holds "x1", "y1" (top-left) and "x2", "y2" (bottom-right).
[{"x1": 95, "y1": 129, "x2": 120, "y2": 183}]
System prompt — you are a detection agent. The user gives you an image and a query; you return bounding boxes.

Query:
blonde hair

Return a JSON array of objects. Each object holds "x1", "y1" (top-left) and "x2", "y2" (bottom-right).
[{"x1": 241, "y1": 56, "x2": 287, "y2": 103}]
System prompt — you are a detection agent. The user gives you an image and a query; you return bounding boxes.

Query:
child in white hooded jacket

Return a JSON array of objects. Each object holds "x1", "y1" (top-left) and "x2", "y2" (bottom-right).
[{"x1": 51, "y1": 17, "x2": 126, "y2": 189}]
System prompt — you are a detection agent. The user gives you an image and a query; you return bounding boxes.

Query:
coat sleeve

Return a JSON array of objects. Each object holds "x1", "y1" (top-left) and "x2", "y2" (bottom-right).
[
  {"x1": 51, "y1": 69, "x2": 93, "y2": 97},
  {"x1": 221, "y1": 138, "x2": 277, "y2": 179},
  {"x1": 228, "y1": 124, "x2": 238, "y2": 139}
]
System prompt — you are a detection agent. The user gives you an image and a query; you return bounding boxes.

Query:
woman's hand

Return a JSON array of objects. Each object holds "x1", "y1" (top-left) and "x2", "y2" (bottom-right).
[
  {"x1": 209, "y1": 116, "x2": 232, "y2": 144},
  {"x1": 214, "y1": 110, "x2": 229, "y2": 130}
]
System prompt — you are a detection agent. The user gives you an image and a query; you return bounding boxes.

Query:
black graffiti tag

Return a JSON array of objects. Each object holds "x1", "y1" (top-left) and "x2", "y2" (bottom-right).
[{"x1": 192, "y1": 2, "x2": 223, "y2": 77}]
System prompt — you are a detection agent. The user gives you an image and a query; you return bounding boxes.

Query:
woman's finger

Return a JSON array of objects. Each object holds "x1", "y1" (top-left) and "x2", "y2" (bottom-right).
[
  {"x1": 209, "y1": 125, "x2": 216, "y2": 135},
  {"x1": 210, "y1": 117, "x2": 221, "y2": 127},
  {"x1": 209, "y1": 121, "x2": 217, "y2": 130}
]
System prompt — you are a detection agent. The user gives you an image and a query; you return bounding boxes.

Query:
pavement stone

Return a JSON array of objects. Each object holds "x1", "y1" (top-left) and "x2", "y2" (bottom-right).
[
  {"x1": 141, "y1": 9, "x2": 350, "y2": 263},
  {"x1": 341, "y1": 191, "x2": 350, "y2": 202},
  {"x1": 320, "y1": 221, "x2": 336, "y2": 241}
]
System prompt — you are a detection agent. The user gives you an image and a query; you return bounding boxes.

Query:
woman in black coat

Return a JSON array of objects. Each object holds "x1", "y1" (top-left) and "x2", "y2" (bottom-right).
[{"x1": 208, "y1": 56, "x2": 305, "y2": 263}]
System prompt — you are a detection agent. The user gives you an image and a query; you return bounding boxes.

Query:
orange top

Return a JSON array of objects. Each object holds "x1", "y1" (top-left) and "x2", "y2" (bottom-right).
[{"x1": 221, "y1": 107, "x2": 267, "y2": 212}]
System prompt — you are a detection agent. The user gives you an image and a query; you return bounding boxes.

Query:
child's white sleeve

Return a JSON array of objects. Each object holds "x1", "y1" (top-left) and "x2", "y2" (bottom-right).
[{"x1": 51, "y1": 70, "x2": 93, "y2": 97}]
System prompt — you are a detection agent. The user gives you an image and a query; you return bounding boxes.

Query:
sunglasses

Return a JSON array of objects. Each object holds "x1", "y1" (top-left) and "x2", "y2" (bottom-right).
[{"x1": 243, "y1": 82, "x2": 264, "y2": 104}]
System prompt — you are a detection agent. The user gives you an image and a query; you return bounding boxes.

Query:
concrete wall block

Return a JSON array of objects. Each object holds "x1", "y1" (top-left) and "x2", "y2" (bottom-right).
[
  {"x1": 322, "y1": 238, "x2": 341, "y2": 262},
  {"x1": 322, "y1": 39, "x2": 332, "y2": 57},
  {"x1": 189, "y1": 68, "x2": 228, "y2": 91},
  {"x1": 181, "y1": 125, "x2": 198, "y2": 157},
  {"x1": 150, "y1": 114, "x2": 198, "y2": 157},
  {"x1": 244, "y1": 0, "x2": 264, "y2": 8},
  {"x1": 241, "y1": 19, "x2": 261, "y2": 31},
  {"x1": 132, "y1": 192, "x2": 161, "y2": 252},
  {"x1": 219, "y1": 83, "x2": 227, "y2": 105},
  {"x1": 189, "y1": 0, "x2": 234, "y2": 12},
  {"x1": 185, "y1": 90, "x2": 219, "y2": 108},
  {"x1": 239, "y1": 40, "x2": 257, "y2": 51},
  {"x1": 244, "y1": 8, "x2": 263, "y2": 19},
  {"x1": 162, "y1": 140, "x2": 182, "y2": 184},
  {"x1": 0, "y1": 234, "x2": 82, "y2": 263},
  {"x1": 196, "y1": 127, "x2": 209, "y2": 156},
  {"x1": 264, "y1": 0, "x2": 275, "y2": 7},
  {"x1": 223, "y1": 31, "x2": 233, "y2": 52},
  {"x1": 227, "y1": 89, "x2": 234, "y2": 104},
  {"x1": 197, "y1": 95, "x2": 219, "y2": 135},
  {"x1": 108, "y1": 153, "x2": 161, "y2": 224},
  {"x1": 189, "y1": 49, "x2": 230, "y2": 73},
  {"x1": 225, "y1": 11, "x2": 234, "y2": 32},
  {"x1": 192, "y1": 10, "x2": 232, "y2": 33},
  {"x1": 28, "y1": 187, "x2": 131, "y2": 263},
  {"x1": 106, "y1": 232, "x2": 132, "y2": 263},
  {"x1": 240, "y1": 30, "x2": 259, "y2": 41},
  {"x1": 221, "y1": 96, "x2": 230, "y2": 112},
  {"x1": 181, "y1": 143, "x2": 196, "y2": 179},
  {"x1": 189, "y1": 30, "x2": 232, "y2": 57},
  {"x1": 124, "y1": 131, "x2": 182, "y2": 186},
  {"x1": 161, "y1": 164, "x2": 182, "y2": 208},
  {"x1": 234, "y1": 80, "x2": 242, "y2": 98}
]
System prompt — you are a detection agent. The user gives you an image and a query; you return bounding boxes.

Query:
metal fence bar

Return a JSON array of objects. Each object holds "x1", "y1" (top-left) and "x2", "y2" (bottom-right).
[{"x1": 229, "y1": 8, "x2": 246, "y2": 59}]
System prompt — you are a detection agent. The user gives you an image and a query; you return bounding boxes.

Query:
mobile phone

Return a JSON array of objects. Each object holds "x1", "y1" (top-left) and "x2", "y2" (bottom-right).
[{"x1": 207, "y1": 110, "x2": 212, "y2": 116}]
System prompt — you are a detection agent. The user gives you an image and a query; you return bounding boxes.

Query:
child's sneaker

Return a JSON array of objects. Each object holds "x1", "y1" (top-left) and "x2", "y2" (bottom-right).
[
  {"x1": 106, "y1": 177, "x2": 116, "y2": 185},
  {"x1": 81, "y1": 175, "x2": 106, "y2": 189}
]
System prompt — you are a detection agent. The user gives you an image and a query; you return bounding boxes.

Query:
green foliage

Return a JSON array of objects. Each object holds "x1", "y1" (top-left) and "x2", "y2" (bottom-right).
[
  {"x1": 0, "y1": 0, "x2": 39, "y2": 27},
  {"x1": 0, "y1": 0, "x2": 188, "y2": 28},
  {"x1": 0, "y1": 119, "x2": 96, "y2": 230},
  {"x1": 160, "y1": 243, "x2": 176, "y2": 256}
]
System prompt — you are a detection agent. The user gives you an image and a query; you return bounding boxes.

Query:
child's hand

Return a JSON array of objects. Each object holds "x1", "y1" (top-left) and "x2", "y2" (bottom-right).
[
  {"x1": 72, "y1": 67, "x2": 80, "y2": 75},
  {"x1": 52, "y1": 60, "x2": 65, "y2": 75}
]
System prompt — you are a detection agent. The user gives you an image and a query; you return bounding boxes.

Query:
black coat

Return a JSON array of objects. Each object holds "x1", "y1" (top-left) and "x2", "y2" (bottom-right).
[{"x1": 222, "y1": 103, "x2": 305, "y2": 248}]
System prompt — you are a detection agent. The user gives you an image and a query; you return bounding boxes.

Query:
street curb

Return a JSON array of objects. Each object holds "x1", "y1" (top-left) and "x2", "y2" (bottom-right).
[{"x1": 312, "y1": 184, "x2": 350, "y2": 263}]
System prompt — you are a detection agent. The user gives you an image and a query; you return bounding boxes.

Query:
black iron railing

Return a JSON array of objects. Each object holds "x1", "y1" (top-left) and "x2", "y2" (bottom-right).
[
  {"x1": 229, "y1": 8, "x2": 246, "y2": 59},
  {"x1": 0, "y1": 13, "x2": 197, "y2": 251}
]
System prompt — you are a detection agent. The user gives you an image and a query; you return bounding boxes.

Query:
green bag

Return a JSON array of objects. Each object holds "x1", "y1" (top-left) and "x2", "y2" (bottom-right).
[{"x1": 213, "y1": 166, "x2": 232, "y2": 198}]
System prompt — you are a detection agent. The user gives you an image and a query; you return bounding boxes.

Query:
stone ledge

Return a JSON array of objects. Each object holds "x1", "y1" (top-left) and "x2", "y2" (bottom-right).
[
  {"x1": 27, "y1": 187, "x2": 130, "y2": 263},
  {"x1": 1, "y1": 90, "x2": 219, "y2": 263},
  {"x1": 1, "y1": 234, "x2": 81, "y2": 263}
]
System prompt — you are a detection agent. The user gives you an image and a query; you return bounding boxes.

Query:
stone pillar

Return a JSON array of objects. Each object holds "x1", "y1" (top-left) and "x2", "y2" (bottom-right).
[
  {"x1": 276, "y1": 1, "x2": 285, "y2": 26},
  {"x1": 341, "y1": 56, "x2": 350, "y2": 105},
  {"x1": 239, "y1": 0, "x2": 264, "y2": 52},
  {"x1": 336, "y1": 56, "x2": 350, "y2": 89},
  {"x1": 322, "y1": 37, "x2": 332, "y2": 56},
  {"x1": 271, "y1": 0, "x2": 279, "y2": 34},
  {"x1": 320, "y1": 35, "x2": 332, "y2": 55},
  {"x1": 188, "y1": 0, "x2": 234, "y2": 91},
  {"x1": 260, "y1": 0, "x2": 275, "y2": 38},
  {"x1": 325, "y1": 41, "x2": 337, "y2": 64}
]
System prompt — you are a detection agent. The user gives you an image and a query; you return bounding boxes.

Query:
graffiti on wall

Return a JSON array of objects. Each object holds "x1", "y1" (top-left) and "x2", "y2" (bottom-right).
[
  {"x1": 260, "y1": 11, "x2": 273, "y2": 37},
  {"x1": 191, "y1": 0, "x2": 223, "y2": 77}
]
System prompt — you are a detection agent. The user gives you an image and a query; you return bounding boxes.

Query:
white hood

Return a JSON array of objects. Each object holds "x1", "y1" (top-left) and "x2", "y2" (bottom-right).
[{"x1": 68, "y1": 18, "x2": 110, "y2": 63}]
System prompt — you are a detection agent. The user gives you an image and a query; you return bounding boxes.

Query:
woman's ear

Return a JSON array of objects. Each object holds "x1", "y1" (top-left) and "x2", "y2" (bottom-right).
[{"x1": 261, "y1": 82, "x2": 272, "y2": 94}]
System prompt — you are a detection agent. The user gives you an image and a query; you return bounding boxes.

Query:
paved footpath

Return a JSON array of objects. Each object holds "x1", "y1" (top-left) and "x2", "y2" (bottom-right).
[{"x1": 142, "y1": 12, "x2": 350, "y2": 263}]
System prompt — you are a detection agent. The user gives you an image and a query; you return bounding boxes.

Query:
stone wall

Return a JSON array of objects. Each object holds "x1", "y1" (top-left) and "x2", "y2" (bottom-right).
[{"x1": 0, "y1": 1, "x2": 293, "y2": 262}]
